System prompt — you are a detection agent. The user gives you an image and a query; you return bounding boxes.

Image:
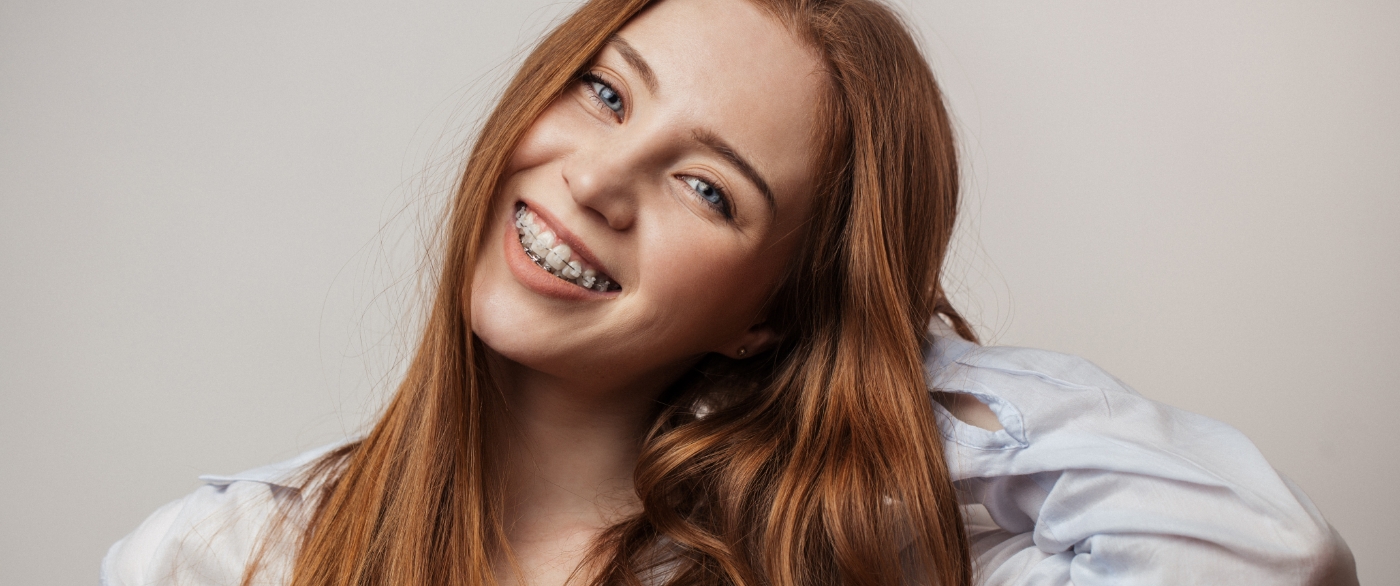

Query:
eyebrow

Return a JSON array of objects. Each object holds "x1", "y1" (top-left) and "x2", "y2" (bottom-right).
[
  {"x1": 608, "y1": 35, "x2": 658, "y2": 95},
  {"x1": 693, "y1": 129, "x2": 777, "y2": 215},
  {"x1": 605, "y1": 36, "x2": 776, "y2": 216}
]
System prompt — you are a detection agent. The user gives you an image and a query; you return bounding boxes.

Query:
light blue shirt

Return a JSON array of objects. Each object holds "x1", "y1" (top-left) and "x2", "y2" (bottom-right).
[
  {"x1": 102, "y1": 324, "x2": 1358, "y2": 585},
  {"x1": 923, "y1": 322, "x2": 1354, "y2": 584}
]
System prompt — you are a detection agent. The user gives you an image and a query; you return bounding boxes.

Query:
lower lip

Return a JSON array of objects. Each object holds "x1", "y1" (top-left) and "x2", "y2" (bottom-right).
[{"x1": 503, "y1": 210, "x2": 616, "y2": 301}]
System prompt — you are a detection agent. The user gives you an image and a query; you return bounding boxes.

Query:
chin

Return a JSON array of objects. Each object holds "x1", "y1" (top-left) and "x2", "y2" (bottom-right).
[{"x1": 467, "y1": 264, "x2": 599, "y2": 383}]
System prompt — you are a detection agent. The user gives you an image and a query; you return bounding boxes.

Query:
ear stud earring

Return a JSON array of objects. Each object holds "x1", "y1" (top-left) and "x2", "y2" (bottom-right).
[{"x1": 737, "y1": 347, "x2": 748, "y2": 358}]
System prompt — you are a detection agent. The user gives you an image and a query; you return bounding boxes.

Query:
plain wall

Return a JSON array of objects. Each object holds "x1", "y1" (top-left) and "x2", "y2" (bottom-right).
[{"x1": 1, "y1": 1, "x2": 1394, "y2": 584}]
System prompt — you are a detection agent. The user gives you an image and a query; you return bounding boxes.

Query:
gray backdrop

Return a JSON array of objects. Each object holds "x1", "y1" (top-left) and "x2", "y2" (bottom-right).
[{"x1": 1, "y1": 1, "x2": 1395, "y2": 584}]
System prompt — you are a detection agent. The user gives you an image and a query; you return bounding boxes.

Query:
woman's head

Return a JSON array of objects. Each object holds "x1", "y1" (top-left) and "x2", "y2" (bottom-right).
[
  {"x1": 285, "y1": 1, "x2": 973, "y2": 585},
  {"x1": 468, "y1": 0, "x2": 970, "y2": 396},
  {"x1": 470, "y1": 0, "x2": 826, "y2": 396}
]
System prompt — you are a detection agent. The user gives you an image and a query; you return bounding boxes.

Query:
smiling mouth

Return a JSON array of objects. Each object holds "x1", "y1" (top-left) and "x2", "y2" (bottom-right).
[{"x1": 514, "y1": 203, "x2": 620, "y2": 292}]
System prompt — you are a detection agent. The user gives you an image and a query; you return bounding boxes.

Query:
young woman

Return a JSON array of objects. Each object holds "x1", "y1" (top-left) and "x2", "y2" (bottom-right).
[{"x1": 102, "y1": 0, "x2": 1357, "y2": 584}]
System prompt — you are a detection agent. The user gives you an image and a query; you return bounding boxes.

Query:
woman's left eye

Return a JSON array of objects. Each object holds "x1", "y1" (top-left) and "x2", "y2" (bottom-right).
[
  {"x1": 581, "y1": 73, "x2": 624, "y2": 118},
  {"x1": 684, "y1": 176, "x2": 730, "y2": 217}
]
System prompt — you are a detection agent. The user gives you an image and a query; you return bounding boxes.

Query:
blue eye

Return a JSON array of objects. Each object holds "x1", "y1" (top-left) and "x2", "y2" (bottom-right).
[
  {"x1": 582, "y1": 73, "x2": 624, "y2": 117},
  {"x1": 684, "y1": 176, "x2": 729, "y2": 215}
]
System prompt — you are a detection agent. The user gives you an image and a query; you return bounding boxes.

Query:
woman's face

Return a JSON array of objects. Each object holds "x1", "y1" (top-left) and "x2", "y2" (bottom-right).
[{"x1": 471, "y1": 0, "x2": 824, "y2": 395}]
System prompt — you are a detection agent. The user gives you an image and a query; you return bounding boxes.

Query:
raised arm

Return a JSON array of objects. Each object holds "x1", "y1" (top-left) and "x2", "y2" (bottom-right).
[{"x1": 925, "y1": 334, "x2": 1357, "y2": 585}]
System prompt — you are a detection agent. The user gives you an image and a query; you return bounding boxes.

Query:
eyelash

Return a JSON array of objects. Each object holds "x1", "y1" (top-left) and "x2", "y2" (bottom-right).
[
  {"x1": 683, "y1": 175, "x2": 732, "y2": 218},
  {"x1": 578, "y1": 70, "x2": 733, "y2": 220},
  {"x1": 580, "y1": 72, "x2": 625, "y2": 120}
]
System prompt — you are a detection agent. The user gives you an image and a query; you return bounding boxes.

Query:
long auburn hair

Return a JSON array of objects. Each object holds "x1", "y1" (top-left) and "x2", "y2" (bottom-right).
[{"x1": 270, "y1": 0, "x2": 979, "y2": 584}]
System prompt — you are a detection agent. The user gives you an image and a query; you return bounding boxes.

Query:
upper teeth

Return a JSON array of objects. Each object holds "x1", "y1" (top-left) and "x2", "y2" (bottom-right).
[{"x1": 515, "y1": 206, "x2": 616, "y2": 292}]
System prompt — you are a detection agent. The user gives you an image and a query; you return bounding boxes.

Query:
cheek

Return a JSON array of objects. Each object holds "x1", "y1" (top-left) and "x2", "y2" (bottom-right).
[
  {"x1": 467, "y1": 211, "x2": 508, "y2": 330},
  {"x1": 506, "y1": 101, "x2": 579, "y2": 175},
  {"x1": 642, "y1": 232, "x2": 787, "y2": 340}
]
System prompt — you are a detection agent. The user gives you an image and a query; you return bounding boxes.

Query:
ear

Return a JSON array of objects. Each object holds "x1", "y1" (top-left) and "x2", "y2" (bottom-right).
[{"x1": 717, "y1": 322, "x2": 779, "y2": 359}]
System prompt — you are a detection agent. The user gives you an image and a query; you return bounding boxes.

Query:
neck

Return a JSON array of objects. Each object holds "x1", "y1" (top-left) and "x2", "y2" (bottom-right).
[
  {"x1": 497, "y1": 367, "x2": 652, "y2": 525},
  {"x1": 486, "y1": 354, "x2": 688, "y2": 581}
]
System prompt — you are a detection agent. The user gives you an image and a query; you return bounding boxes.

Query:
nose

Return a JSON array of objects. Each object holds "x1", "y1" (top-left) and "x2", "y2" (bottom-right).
[{"x1": 560, "y1": 137, "x2": 643, "y2": 231}]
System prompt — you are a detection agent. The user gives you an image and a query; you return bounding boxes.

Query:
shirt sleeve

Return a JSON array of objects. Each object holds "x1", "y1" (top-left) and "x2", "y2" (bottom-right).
[
  {"x1": 100, "y1": 442, "x2": 344, "y2": 586},
  {"x1": 926, "y1": 338, "x2": 1358, "y2": 586},
  {"x1": 100, "y1": 479, "x2": 301, "y2": 586}
]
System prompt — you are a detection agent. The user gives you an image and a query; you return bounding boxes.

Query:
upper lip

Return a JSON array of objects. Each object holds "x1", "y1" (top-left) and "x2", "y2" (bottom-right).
[{"x1": 517, "y1": 200, "x2": 617, "y2": 285}]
